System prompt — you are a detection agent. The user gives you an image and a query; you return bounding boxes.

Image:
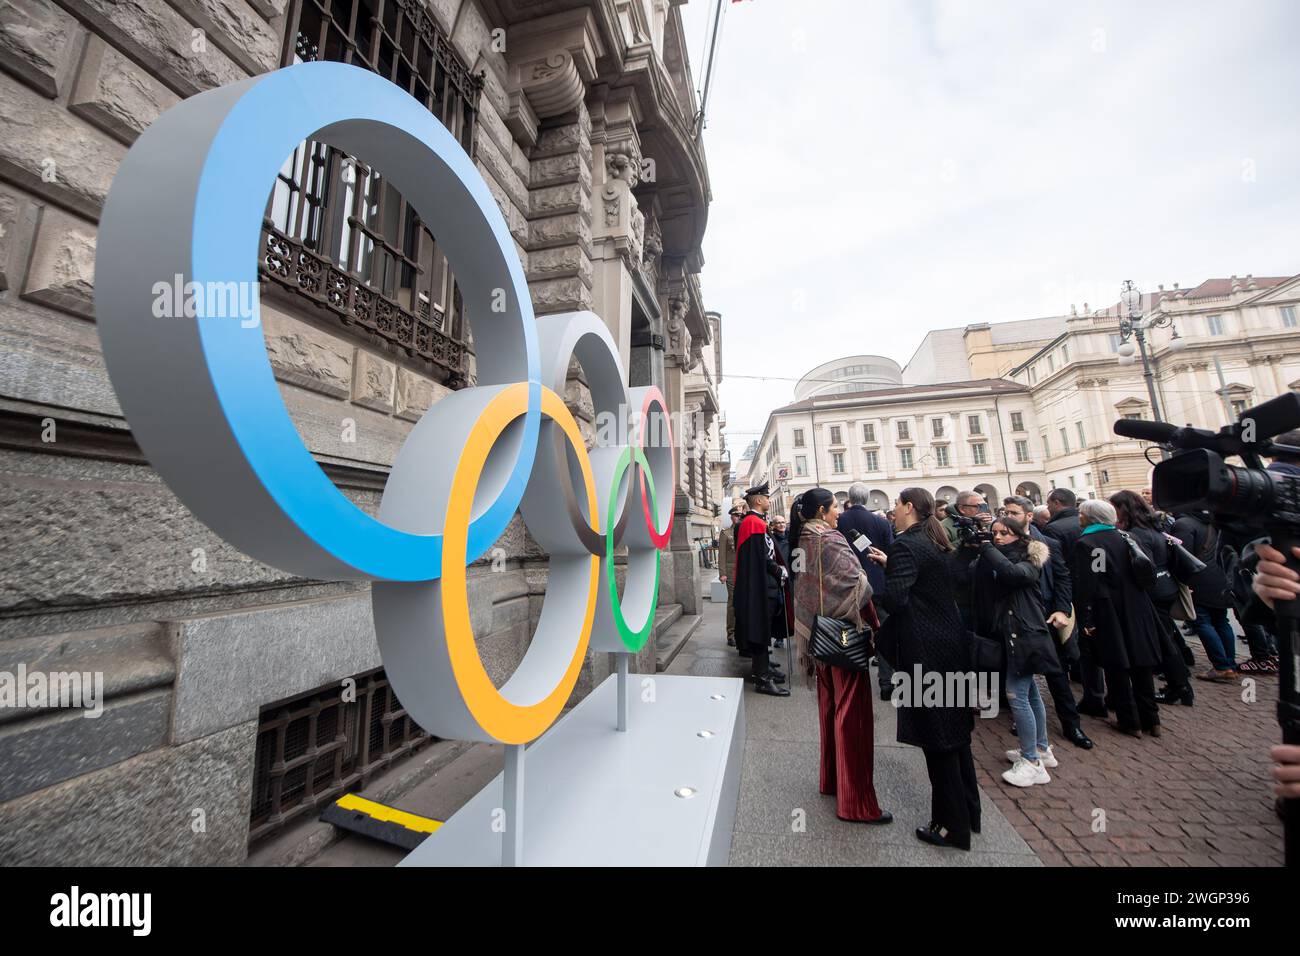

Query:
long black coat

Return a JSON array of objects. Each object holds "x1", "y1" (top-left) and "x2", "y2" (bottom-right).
[
  {"x1": 1042, "y1": 507, "x2": 1083, "y2": 580},
  {"x1": 972, "y1": 539, "x2": 1062, "y2": 678},
  {"x1": 1171, "y1": 511, "x2": 1232, "y2": 609},
  {"x1": 837, "y1": 504, "x2": 894, "y2": 596},
  {"x1": 876, "y1": 525, "x2": 973, "y2": 752},
  {"x1": 1071, "y1": 528, "x2": 1164, "y2": 669},
  {"x1": 733, "y1": 513, "x2": 782, "y2": 651}
]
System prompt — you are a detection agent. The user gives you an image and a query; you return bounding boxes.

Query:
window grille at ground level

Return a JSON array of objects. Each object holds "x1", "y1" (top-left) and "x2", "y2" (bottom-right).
[{"x1": 249, "y1": 668, "x2": 432, "y2": 845}]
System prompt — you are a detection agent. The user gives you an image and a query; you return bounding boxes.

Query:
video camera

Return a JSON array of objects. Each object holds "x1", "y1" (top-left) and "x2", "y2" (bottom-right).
[
  {"x1": 1116, "y1": 391, "x2": 1300, "y2": 528},
  {"x1": 950, "y1": 513, "x2": 994, "y2": 547},
  {"x1": 1114, "y1": 390, "x2": 1300, "y2": 866}
]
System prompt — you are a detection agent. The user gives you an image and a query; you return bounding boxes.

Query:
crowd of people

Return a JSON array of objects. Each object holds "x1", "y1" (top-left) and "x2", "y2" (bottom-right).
[{"x1": 716, "y1": 433, "x2": 1300, "y2": 851}]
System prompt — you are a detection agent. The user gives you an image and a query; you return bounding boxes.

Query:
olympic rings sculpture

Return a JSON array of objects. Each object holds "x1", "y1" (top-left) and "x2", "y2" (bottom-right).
[{"x1": 94, "y1": 62, "x2": 674, "y2": 745}]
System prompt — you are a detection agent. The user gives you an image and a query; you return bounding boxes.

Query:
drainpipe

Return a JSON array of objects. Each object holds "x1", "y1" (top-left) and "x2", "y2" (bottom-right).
[{"x1": 992, "y1": 392, "x2": 1013, "y2": 501}]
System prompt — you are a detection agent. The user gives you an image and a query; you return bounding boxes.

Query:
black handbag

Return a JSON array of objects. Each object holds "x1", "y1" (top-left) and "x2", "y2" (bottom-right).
[
  {"x1": 807, "y1": 534, "x2": 874, "y2": 671},
  {"x1": 1168, "y1": 537, "x2": 1206, "y2": 584},
  {"x1": 969, "y1": 630, "x2": 1004, "y2": 676},
  {"x1": 1119, "y1": 530, "x2": 1158, "y2": 589}
]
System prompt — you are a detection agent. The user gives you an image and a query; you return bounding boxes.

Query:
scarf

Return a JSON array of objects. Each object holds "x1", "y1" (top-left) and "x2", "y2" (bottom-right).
[
  {"x1": 791, "y1": 520, "x2": 872, "y2": 687},
  {"x1": 1081, "y1": 523, "x2": 1115, "y2": 536}
]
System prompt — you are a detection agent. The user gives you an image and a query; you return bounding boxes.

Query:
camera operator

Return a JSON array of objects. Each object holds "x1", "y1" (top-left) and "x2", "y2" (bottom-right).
[
  {"x1": 1043, "y1": 489, "x2": 1108, "y2": 718},
  {"x1": 946, "y1": 490, "x2": 994, "y2": 631},
  {"x1": 1003, "y1": 496, "x2": 1093, "y2": 750},
  {"x1": 942, "y1": 490, "x2": 992, "y2": 549},
  {"x1": 1116, "y1": 395, "x2": 1300, "y2": 862},
  {"x1": 1231, "y1": 431, "x2": 1300, "y2": 673}
]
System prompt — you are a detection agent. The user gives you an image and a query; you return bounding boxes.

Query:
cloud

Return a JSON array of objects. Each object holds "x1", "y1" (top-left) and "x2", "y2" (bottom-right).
[{"x1": 678, "y1": 0, "x2": 1300, "y2": 451}]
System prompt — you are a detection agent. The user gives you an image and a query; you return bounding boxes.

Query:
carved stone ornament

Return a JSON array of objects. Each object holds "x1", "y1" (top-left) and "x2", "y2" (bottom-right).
[
  {"x1": 642, "y1": 218, "x2": 662, "y2": 268},
  {"x1": 605, "y1": 146, "x2": 641, "y2": 187}
]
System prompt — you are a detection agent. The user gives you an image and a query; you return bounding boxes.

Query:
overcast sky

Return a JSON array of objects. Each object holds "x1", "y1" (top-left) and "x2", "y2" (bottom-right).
[{"x1": 677, "y1": 0, "x2": 1300, "y2": 453}]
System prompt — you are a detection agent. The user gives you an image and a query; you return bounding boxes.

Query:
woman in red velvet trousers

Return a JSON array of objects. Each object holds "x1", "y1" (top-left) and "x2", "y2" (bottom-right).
[{"x1": 790, "y1": 488, "x2": 893, "y2": 825}]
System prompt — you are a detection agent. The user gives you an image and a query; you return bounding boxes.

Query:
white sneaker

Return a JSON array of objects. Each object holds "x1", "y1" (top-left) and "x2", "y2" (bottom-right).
[
  {"x1": 1005, "y1": 746, "x2": 1058, "y2": 769},
  {"x1": 1002, "y1": 757, "x2": 1051, "y2": 788}
]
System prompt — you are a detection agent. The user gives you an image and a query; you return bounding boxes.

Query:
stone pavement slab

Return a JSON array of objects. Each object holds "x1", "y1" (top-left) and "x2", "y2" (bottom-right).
[{"x1": 671, "y1": 588, "x2": 1039, "y2": 866}]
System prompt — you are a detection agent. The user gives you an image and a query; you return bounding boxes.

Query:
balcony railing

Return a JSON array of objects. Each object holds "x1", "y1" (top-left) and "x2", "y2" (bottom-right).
[{"x1": 262, "y1": 0, "x2": 483, "y2": 383}]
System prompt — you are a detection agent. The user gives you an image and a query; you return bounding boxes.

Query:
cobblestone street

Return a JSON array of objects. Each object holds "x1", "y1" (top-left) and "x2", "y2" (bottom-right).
[{"x1": 970, "y1": 642, "x2": 1285, "y2": 867}]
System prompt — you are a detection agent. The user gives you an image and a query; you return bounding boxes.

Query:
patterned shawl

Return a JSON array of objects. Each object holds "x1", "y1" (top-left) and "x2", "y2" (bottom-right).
[{"x1": 792, "y1": 520, "x2": 873, "y2": 687}]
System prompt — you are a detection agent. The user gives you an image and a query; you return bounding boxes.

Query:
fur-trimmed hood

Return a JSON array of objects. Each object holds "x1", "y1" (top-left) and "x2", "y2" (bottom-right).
[{"x1": 1026, "y1": 538, "x2": 1049, "y2": 569}]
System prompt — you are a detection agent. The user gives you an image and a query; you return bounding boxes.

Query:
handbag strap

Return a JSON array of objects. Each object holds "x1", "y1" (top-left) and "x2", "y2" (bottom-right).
[{"x1": 817, "y1": 532, "x2": 825, "y2": 617}]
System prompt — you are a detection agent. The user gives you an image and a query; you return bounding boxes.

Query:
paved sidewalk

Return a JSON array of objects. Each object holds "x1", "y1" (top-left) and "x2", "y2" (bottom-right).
[
  {"x1": 970, "y1": 642, "x2": 1286, "y2": 867},
  {"x1": 669, "y1": 587, "x2": 1039, "y2": 866}
]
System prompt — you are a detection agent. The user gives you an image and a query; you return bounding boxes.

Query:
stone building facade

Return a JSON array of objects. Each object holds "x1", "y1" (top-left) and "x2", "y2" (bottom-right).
[
  {"x1": 747, "y1": 273, "x2": 1300, "y2": 512},
  {"x1": 0, "y1": 0, "x2": 713, "y2": 864},
  {"x1": 749, "y1": 379, "x2": 1049, "y2": 520},
  {"x1": 1009, "y1": 275, "x2": 1300, "y2": 499}
]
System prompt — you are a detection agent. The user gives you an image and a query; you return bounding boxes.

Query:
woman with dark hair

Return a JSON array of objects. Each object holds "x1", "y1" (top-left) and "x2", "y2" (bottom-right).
[
  {"x1": 791, "y1": 488, "x2": 892, "y2": 824},
  {"x1": 867, "y1": 487, "x2": 976, "y2": 849},
  {"x1": 973, "y1": 516, "x2": 1062, "y2": 787},
  {"x1": 1110, "y1": 489, "x2": 1194, "y2": 707}
]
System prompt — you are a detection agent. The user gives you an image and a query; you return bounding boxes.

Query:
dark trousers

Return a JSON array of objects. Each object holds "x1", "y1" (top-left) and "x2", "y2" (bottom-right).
[
  {"x1": 875, "y1": 607, "x2": 893, "y2": 696},
  {"x1": 1076, "y1": 628, "x2": 1108, "y2": 708},
  {"x1": 816, "y1": 663, "x2": 883, "y2": 821},
  {"x1": 1242, "y1": 621, "x2": 1279, "y2": 659},
  {"x1": 1043, "y1": 668, "x2": 1080, "y2": 733},
  {"x1": 1106, "y1": 665, "x2": 1159, "y2": 732},
  {"x1": 922, "y1": 745, "x2": 979, "y2": 849},
  {"x1": 1154, "y1": 605, "x2": 1192, "y2": 692},
  {"x1": 1042, "y1": 636, "x2": 1081, "y2": 732}
]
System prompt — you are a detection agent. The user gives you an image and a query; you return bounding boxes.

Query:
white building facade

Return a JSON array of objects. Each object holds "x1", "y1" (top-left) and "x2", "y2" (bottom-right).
[
  {"x1": 747, "y1": 272, "x2": 1300, "y2": 513},
  {"x1": 751, "y1": 379, "x2": 1050, "y2": 519}
]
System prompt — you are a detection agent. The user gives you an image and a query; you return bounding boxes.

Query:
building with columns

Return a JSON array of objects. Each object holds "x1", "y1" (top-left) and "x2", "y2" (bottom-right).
[
  {"x1": 0, "y1": 0, "x2": 713, "y2": 864},
  {"x1": 747, "y1": 273, "x2": 1300, "y2": 512},
  {"x1": 1008, "y1": 274, "x2": 1299, "y2": 499},
  {"x1": 752, "y1": 379, "x2": 1049, "y2": 520}
]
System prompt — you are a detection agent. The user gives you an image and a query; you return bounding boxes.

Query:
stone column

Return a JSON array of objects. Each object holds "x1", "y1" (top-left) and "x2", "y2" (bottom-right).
[{"x1": 589, "y1": 87, "x2": 644, "y2": 376}]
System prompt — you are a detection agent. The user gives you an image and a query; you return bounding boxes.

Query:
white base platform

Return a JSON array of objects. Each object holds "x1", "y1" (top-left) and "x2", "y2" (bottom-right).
[{"x1": 400, "y1": 673, "x2": 745, "y2": 866}]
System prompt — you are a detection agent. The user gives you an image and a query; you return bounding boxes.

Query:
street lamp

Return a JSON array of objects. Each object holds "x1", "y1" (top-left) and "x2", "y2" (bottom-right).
[{"x1": 1115, "y1": 280, "x2": 1185, "y2": 458}]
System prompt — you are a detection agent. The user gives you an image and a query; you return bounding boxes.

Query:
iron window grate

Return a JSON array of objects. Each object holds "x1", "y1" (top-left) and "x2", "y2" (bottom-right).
[{"x1": 249, "y1": 667, "x2": 433, "y2": 846}]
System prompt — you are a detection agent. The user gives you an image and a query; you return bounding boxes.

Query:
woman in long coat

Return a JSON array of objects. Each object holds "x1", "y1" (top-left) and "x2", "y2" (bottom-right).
[
  {"x1": 1110, "y1": 489, "x2": 1194, "y2": 706},
  {"x1": 791, "y1": 488, "x2": 891, "y2": 824},
  {"x1": 1071, "y1": 498, "x2": 1165, "y2": 737},
  {"x1": 972, "y1": 518, "x2": 1062, "y2": 788},
  {"x1": 868, "y1": 487, "x2": 976, "y2": 850}
]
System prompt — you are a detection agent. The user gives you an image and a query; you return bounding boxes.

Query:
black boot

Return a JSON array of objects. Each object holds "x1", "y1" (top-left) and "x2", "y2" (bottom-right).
[
  {"x1": 1155, "y1": 685, "x2": 1194, "y2": 706},
  {"x1": 915, "y1": 823, "x2": 970, "y2": 851},
  {"x1": 753, "y1": 675, "x2": 790, "y2": 697},
  {"x1": 1063, "y1": 725, "x2": 1095, "y2": 749}
]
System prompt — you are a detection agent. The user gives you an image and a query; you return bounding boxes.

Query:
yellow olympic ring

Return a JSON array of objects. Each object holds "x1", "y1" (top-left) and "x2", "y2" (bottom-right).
[{"x1": 439, "y1": 383, "x2": 600, "y2": 743}]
